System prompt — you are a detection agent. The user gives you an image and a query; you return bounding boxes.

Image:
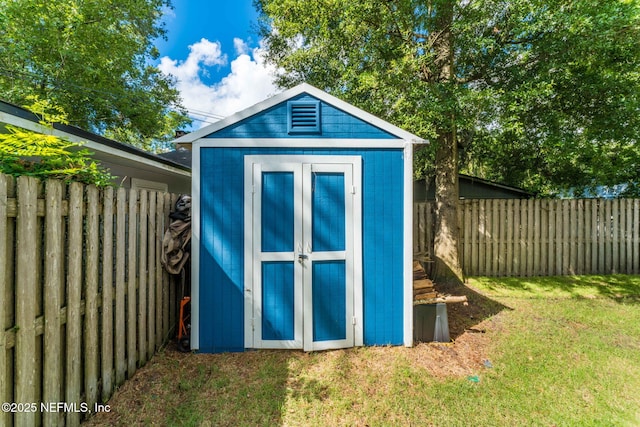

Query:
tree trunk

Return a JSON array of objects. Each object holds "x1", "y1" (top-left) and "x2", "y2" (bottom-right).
[
  {"x1": 432, "y1": 131, "x2": 464, "y2": 284},
  {"x1": 431, "y1": 0, "x2": 463, "y2": 285}
]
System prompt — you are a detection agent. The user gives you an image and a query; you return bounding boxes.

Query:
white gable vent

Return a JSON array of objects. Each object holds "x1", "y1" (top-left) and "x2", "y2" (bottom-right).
[{"x1": 288, "y1": 101, "x2": 321, "y2": 134}]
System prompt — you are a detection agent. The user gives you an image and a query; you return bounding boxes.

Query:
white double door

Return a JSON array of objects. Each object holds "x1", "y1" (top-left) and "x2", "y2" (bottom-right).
[{"x1": 244, "y1": 155, "x2": 362, "y2": 351}]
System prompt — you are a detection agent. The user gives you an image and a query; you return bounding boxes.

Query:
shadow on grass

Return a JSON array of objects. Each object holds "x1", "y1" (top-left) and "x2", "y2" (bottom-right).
[
  {"x1": 471, "y1": 275, "x2": 640, "y2": 305},
  {"x1": 430, "y1": 278, "x2": 513, "y2": 341}
]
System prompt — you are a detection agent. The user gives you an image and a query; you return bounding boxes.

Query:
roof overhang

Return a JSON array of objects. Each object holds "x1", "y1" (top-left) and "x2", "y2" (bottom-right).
[{"x1": 0, "y1": 101, "x2": 190, "y2": 178}]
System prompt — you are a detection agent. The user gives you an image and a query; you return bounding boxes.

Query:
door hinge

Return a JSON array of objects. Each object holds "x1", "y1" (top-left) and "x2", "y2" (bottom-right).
[
  {"x1": 351, "y1": 186, "x2": 357, "y2": 194},
  {"x1": 352, "y1": 316, "x2": 357, "y2": 325}
]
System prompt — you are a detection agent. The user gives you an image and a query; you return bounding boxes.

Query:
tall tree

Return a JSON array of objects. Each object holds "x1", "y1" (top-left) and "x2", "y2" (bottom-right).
[
  {"x1": 0, "y1": 0, "x2": 190, "y2": 149},
  {"x1": 256, "y1": 0, "x2": 640, "y2": 283}
]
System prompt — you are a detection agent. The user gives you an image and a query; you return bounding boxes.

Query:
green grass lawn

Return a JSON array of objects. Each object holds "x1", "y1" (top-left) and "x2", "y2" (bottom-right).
[{"x1": 85, "y1": 276, "x2": 640, "y2": 426}]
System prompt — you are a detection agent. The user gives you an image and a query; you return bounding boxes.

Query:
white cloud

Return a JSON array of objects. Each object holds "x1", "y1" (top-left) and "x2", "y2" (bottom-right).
[{"x1": 158, "y1": 38, "x2": 281, "y2": 129}]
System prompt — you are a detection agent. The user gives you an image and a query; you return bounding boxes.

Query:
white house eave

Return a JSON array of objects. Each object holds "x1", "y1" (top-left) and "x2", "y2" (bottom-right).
[
  {"x1": 173, "y1": 83, "x2": 428, "y2": 145},
  {"x1": 0, "y1": 111, "x2": 191, "y2": 178}
]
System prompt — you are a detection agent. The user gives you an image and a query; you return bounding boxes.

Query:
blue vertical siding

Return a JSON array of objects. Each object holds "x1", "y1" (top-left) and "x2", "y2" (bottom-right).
[{"x1": 199, "y1": 147, "x2": 404, "y2": 352}]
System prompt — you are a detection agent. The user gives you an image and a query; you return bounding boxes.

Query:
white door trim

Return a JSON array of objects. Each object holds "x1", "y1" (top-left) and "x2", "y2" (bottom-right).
[{"x1": 244, "y1": 155, "x2": 363, "y2": 350}]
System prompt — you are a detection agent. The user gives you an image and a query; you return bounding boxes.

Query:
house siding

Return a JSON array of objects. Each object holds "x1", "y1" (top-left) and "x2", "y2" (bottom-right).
[{"x1": 198, "y1": 147, "x2": 405, "y2": 352}]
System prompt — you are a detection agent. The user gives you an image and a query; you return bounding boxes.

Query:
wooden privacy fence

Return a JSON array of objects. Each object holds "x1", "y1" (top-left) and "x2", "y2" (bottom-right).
[
  {"x1": 414, "y1": 199, "x2": 640, "y2": 277},
  {"x1": 0, "y1": 174, "x2": 180, "y2": 426}
]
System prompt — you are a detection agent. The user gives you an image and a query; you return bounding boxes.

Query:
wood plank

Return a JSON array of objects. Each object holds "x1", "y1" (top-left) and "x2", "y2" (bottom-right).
[
  {"x1": 155, "y1": 193, "x2": 164, "y2": 347},
  {"x1": 84, "y1": 185, "x2": 100, "y2": 410},
  {"x1": 605, "y1": 200, "x2": 613, "y2": 273},
  {"x1": 591, "y1": 199, "x2": 598, "y2": 274},
  {"x1": 520, "y1": 200, "x2": 528, "y2": 276},
  {"x1": 463, "y1": 201, "x2": 472, "y2": 275},
  {"x1": 634, "y1": 200, "x2": 640, "y2": 274},
  {"x1": 470, "y1": 200, "x2": 478, "y2": 276},
  {"x1": 0, "y1": 174, "x2": 9, "y2": 427},
  {"x1": 413, "y1": 279, "x2": 434, "y2": 291},
  {"x1": 569, "y1": 200, "x2": 576, "y2": 274},
  {"x1": 127, "y1": 189, "x2": 138, "y2": 377},
  {"x1": 413, "y1": 291, "x2": 438, "y2": 300},
  {"x1": 625, "y1": 199, "x2": 632, "y2": 274},
  {"x1": 138, "y1": 190, "x2": 148, "y2": 364},
  {"x1": 115, "y1": 187, "x2": 127, "y2": 386},
  {"x1": 15, "y1": 176, "x2": 38, "y2": 426},
  {"x1": 505, "y1": 199, "x2": 513, "y2": 276},
  {"x1": 598, "y1": 200, "x2": 606, "y2": 274},
  {"x1": 147, "y1": 192, "x2": 157, "y2": 357},
  {"x1": 554, "y1": 200, "x2": 562, "y2": 275},
  {"x1": 491, "y1": 200, "x2": 500, "y2": 276},
  {"x1": 577, "y1": 199, "x2": 584, "y2": 274},
  {"x1": 612, "y1": 199, "x2": 619, "y2": 274},
  {"x1": 584, "y1": 200, "x2": 592, "y2": 273},
  {"x1": 42, "y1": 179, "x2": 63, "y2": 427},
  {"x1": 511, "y1": 200, "x2": 519, "y2": 276},
  {"x1": 539, "y1": 200, "x2": 548, "y2": 276},
  {"x1": 526, "y1": 199, "x2": 534, "y2": 277},
  {"x1": 163, "y1": 193, "x2": 171, "y2": 341},
  {"x1": 479, "y1": 199, "x2": 488, "y2": 275},
  {"x1": 533, "y1": 199, "x2": 541, "y2": 275},
  {"x1": 546, "y1": 200, "x2": 556, "y2": 276},
  {"x1": 498, "y1": 199, "x2": 506, "y2": 276},
  {"x1": 101, "y1": 187, "x2": 114, "y2": 401},
  {"x1": 34, "y1": 181, "x2": 43, "y2": 427},
  {"x1": 66, "y1": 182, "x2": 83, "y2": 427}
]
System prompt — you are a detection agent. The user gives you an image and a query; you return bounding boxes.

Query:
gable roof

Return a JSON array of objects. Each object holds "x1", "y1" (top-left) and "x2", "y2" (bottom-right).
[{"x1": 174, "y1": 83, "x2": 427, "y2": 144}]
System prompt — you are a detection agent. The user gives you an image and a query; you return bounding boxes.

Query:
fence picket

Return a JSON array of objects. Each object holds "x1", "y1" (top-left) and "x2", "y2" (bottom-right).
[
  {"x1": 15, "y1": 176, "x2": 38, "y2": 426},
  {"x1": 101, "y1": 187, "x2": 114, "y2": 401},
  {"x1": 115, "y1": 188, "x2": 127, "y2": 385},
  {"x1": 413, "y1": 198, "x2": 640, "y2": 277},
  {"x1": 634, "y1": 200, "x2": 640, "y2": 274},
  {"x1": 43, "y1": 179, "x2": 63, "y2": 427},
  {"x1": 155, "y1": 194, "x2": 165, "y2": 347},
  {"x1": 138, "y1": 190, "x2": 148, "y2": 364},
  {"x1": 66, "y1": 182, "x2": 83, "y2": 427},
  {"x1": 505, "y1": 199, "x2": 514, "y2": 276},
  {"x1": 85, "y1": 185, "x2": 100, "y2": 410},
  {"x1": 0, "y1": 173, "x2": 181, "y2": 425},
  {"x1": 0, "y1": 174, "x2": 8, "y2": 427},
  {"x1": 612, "y1": 199, "x2": 619, "y2": 274},
  {"x1": 625, "y1": 199, "x2": 632, "y2": 274},
  {"x1": 127, "y1": 189, "x2": 138, "y2": 377},
  {"x1": 147, "y1": 192, "x2": 157, "y2": 357}
]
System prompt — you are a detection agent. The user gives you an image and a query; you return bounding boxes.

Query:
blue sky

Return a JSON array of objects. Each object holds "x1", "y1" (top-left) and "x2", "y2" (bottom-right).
[{"x1": 155, "y1": 1, "x2": 281, "y2": 129}]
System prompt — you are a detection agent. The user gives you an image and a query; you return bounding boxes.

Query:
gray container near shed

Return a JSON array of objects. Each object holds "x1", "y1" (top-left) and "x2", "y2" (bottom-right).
[{"x1": 413, "y1": 303, "x2": 450, "y2": 342}]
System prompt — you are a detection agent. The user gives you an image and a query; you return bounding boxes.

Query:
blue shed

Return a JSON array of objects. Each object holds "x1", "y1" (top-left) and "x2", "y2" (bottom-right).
[{"x1": 176, "y1": 84, "x2": 424, "y2": 353}]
